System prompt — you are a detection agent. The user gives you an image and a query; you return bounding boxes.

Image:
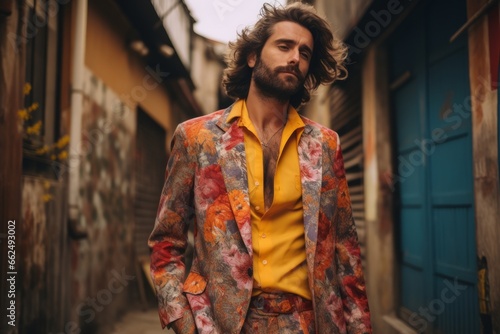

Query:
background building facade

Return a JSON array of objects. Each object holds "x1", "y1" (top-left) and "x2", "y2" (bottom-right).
[{"x1": 1, "y1": 0, "x2": 498, "y2": 333}]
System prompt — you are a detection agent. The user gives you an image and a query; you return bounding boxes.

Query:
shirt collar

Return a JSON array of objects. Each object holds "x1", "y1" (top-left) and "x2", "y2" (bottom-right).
[{"x1": 226, "y1": 99, "x2": 305, "y2": 131}]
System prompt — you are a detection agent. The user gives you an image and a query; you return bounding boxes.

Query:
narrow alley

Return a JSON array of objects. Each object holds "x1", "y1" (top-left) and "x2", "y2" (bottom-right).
[{"x1": 0, "y1": 0, "x2": 499, "y2": 333}]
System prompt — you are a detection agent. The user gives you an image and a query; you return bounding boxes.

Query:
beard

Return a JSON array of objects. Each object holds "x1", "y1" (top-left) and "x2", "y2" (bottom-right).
[{"x1": 252, "y1": 56, "x2": 305, "y2": 102}]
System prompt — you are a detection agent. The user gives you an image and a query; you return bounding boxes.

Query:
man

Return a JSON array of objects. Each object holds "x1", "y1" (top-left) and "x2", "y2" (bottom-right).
[{"x1": 149, "y1": 2, "x2": 371, "y2": 333}]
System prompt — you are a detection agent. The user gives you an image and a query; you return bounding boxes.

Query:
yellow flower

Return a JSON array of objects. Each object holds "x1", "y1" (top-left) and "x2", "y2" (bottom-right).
[
  {"x1": 28, "y1": 102, "x2": 39, "y2": 112},
  {"x1": 58, "y1": 151, "x2": 68, "y2": 161},
  {"x1": 26, "y1": 120, "x2": 42, "y2": 135},
  {"x1": 35, "y1": 145, "x2": 49, "y2": 155},
  {"x1": 55, "y1": 135, "x2": 70, "y2": 149},
  {"x1": 23, "y1": 83, "x2": 32, "y2": 96},
  {"x1": 17, "y1": 109, "x2": 30, "y2": 121},
  {"x1": 42, "y1": 193, "x2": 53, "y2": 202}
]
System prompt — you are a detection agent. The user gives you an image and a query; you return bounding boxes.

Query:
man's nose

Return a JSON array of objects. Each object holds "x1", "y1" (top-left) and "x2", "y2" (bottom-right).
[{"x1": 288, "y1": 48, "x2": 300, "y2": 64}]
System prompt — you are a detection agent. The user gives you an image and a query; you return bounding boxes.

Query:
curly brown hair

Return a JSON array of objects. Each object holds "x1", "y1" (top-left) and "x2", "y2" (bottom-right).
[{"x1": 222, "y1": 2, "x2": 348, "y2": 108}]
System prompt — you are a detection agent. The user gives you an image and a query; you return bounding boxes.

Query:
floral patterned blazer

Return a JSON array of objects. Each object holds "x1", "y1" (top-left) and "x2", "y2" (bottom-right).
[{"x1": 149, "y1": 103, "x2": 371, "y2": 334}]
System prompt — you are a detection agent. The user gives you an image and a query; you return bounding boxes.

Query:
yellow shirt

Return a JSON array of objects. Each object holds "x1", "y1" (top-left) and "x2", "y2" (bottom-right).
[{"x1": 227, "y1": 99, "x2": 311, "y2": 300}]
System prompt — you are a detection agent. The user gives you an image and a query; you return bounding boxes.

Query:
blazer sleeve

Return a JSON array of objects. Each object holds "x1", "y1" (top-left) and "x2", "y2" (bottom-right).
[
  {"x1": 148, "y1": 124, "x2": 196, "y2": 332},
  {"x1": 333, "y1": 134, "x2": 372, "y2": 334}
]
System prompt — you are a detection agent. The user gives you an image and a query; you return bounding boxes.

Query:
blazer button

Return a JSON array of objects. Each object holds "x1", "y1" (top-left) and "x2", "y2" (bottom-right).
[{"x1": 247, "y1": 268, "x2": 253, "y2": 277}]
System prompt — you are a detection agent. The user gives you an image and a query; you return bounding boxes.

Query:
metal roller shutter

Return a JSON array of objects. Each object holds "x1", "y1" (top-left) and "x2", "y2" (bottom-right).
[
  {"x1": 329, "y1": 69, "x2": 366, "y2": 264},
  {"x1": 134, "y1": 109, "x2": 168, "y2": 259}
]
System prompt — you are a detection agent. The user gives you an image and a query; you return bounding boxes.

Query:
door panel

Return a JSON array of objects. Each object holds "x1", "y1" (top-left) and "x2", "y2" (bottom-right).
[
  {"x1": 430, "y1": 138, "x2": 473, "y2": 203},
  {"x1": 388, "y1": 0, "x2": 480, "y2": 332},
  {"x1": 432, "y1": 207, "x2": 476, "y2": 280},
  {"x1": 400, "y1": 207, "x2": 425, "y2": 268},
  {"x1": 401, "y1": 265, "x2": 425, "y2": 313},
  {"x1": 432, "y1": 274, "x2": 481, "y2": 334}
]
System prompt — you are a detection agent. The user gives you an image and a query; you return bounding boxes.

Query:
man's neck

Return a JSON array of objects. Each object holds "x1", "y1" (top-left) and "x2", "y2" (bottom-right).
[{"x1": 245, "y1": 83, "x2": 289, "y2": 132}]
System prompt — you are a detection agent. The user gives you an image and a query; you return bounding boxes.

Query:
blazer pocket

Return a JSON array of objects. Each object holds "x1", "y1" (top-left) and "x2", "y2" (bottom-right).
[{"x1": 183, "y1": 272, "x2": 207, "y2": 295}]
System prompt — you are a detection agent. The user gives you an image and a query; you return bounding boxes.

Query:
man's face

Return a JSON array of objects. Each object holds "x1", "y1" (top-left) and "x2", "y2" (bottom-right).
[{"x1": 248, "y1": 21, "x2": 313, "y2": 101}]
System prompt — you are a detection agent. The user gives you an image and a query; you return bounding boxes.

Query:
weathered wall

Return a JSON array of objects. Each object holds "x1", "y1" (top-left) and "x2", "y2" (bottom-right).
[
  {"x1": 85, "y1": 0, "x2": 173, "y2": 138},
  {"x1": 61, "y1": 1, "x2": 194, "y2": 331},
  {"x1": 19, "y1": 177, "x2": 67, "y2": 333},
  {"x1": 2, "y1": 0, "x2": 192, "y2": 332},
  {"x1": 67, "y1": 69, "x2": 136, "y2": 334},
  {"x1": 1, "y1": 1, "x2": 27, "y2": 333},
  {"x1": 362, "y1": 47, "x2": 399, "y2": 334}
]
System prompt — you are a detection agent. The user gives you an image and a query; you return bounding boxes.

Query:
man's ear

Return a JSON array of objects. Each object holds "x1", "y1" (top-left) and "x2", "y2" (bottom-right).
[{"x1": 247, "y1": 52, "x2": 256, "y2": 68}]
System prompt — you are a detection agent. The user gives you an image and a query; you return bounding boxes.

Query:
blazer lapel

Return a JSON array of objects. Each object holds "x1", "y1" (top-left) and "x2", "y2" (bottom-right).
[
  {"x1": 216, "y1": 114, "x2": 253, "y2": 256},
  {"x1": 298, "y1": 124, "x2": 323, "y2": 278}
]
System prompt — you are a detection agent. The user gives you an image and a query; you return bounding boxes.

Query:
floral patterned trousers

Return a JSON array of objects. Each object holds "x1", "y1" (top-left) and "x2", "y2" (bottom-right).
[{"x1": 241, "y1": 292, "x2": 316, "y2": 334}]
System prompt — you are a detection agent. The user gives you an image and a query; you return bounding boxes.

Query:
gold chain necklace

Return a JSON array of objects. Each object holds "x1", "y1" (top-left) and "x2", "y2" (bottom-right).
[{"x1": 260, "y1": 124, "x2": 285, "y2": 148}]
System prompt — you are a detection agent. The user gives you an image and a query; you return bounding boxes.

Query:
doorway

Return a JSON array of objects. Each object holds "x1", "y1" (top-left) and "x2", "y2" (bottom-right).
[{"x1": 388, "y1": 0, "x2": 480, "y2": 332}]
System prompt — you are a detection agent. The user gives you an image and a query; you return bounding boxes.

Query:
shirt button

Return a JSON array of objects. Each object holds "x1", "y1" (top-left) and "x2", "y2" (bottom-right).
[
  {"x1": 261, "y1": 233, "x2": 266, "y2": 238},
  {"x1": 255, "y1": 206, "x2": 260, "y2": 211},
  {"x1": 255, "y1": 181, "x2": 260, "y2": 186},
  {"x1": 262, "y1": 260, "x2": 268, "y2": 265}
]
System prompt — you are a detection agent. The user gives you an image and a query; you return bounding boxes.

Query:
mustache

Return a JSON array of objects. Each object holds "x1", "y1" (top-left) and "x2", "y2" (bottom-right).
[{"x1": 275, "y1": 65, "x2": 304, "y2": 81}]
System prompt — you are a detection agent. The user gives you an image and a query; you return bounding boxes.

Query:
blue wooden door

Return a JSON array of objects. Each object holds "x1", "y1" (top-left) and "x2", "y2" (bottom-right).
[{"x1": 388, "y1": 0, "x2": 480, "y2": 333}]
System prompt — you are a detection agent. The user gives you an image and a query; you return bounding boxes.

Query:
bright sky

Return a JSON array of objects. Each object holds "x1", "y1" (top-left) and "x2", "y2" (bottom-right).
[{"x1": 184, "y1": 0, "x2": 287, "y2": 44}]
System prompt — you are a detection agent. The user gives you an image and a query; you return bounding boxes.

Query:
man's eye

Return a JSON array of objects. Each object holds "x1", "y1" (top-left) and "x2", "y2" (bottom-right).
[
  {"x1": 278, "y1": 45, "x2": 289, "y2": 50},
  {"x1": 301, "y1": 52, "x2": 310, "y2": 59}
]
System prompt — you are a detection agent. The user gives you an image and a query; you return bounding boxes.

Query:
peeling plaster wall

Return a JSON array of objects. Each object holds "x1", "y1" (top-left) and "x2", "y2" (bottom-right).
[
  {"x1": 20, "y1": 177, "x2": 67, "y2": 333},
  {"x1": 85, "y1": 0, "x2": 173, "y2": 134},
  {"x1": 68, "y1": 69, "x2": 136, "y2": 333}
]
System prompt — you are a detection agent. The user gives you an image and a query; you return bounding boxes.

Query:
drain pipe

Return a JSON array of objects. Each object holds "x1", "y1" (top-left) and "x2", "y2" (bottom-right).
[{"x1": 68, "y1": 0, "x2": 88, "y2": 239}]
